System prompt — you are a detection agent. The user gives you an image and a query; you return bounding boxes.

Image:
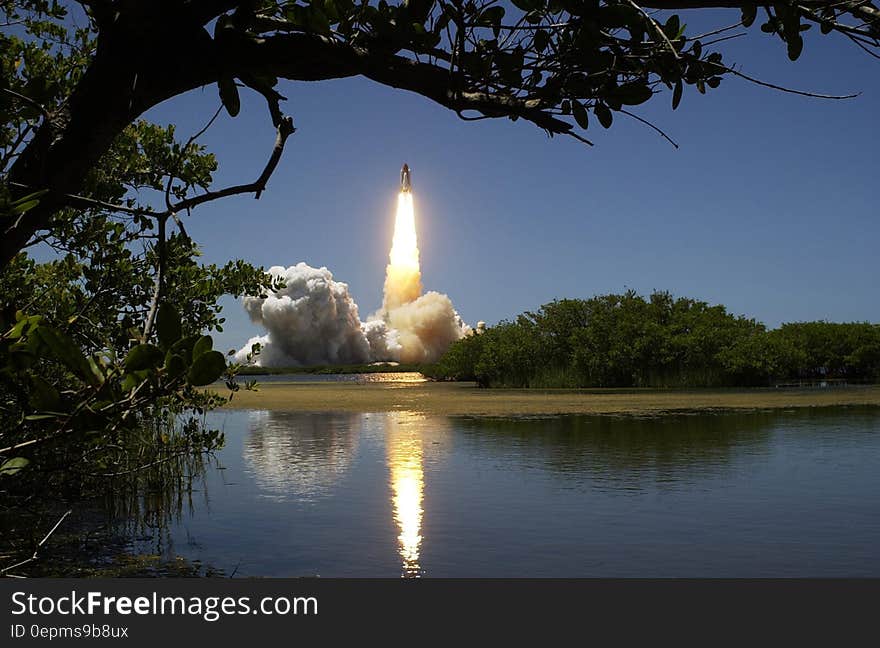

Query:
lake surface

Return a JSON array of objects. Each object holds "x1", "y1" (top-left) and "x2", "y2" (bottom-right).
[{"x1": 133, "y1": 406, "x2": 880, "y2": 577}]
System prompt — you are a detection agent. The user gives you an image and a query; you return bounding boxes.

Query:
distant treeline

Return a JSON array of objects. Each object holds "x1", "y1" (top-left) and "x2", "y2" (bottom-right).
[{"x1": 424, "y1": 291, "x2": 880, "y2": 388}]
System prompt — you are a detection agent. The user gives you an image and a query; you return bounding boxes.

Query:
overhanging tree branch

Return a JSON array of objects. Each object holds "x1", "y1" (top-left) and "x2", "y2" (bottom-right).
[
  {"x1": 169, "y1": 114, "x2": 295, "y2": 213},
  {"x1": 2, "y1": 0, "x2": 878, "y2": 274}
]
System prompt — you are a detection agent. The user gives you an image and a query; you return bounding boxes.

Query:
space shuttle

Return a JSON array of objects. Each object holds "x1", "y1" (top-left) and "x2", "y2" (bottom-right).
[{"x1": 400, "y1": 163, "x2": 412, "y2": 193}]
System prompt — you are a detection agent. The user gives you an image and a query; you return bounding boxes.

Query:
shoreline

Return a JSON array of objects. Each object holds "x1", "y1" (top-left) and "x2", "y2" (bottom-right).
[{"x1": 213, "y1": 382, "x2": 880, "y2": 416}]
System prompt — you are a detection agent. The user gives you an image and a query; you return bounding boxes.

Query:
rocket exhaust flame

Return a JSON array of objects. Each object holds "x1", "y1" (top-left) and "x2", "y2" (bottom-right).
[
  {"x1": 383, "y1": 191, "x2": 422, "y2": 311},
  {"x1": 235, "y1": 165, "x2": 470, "y2": 367},
  {"x1": 389, "y1": 192, "x2": 419, "y2": 270}
]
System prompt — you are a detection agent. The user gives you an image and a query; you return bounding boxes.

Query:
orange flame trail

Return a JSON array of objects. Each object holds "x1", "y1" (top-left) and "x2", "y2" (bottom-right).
[{"x1": 382, "y1": 191, "x2": 422, "y2": 311}]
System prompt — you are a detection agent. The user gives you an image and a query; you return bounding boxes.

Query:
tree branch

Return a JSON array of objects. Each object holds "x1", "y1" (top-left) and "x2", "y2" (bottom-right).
[
  {"x1": 2, "y1": 2, "x2": 875, "y2": 271},
  {"x1": 708, "y1": 61, "x2": 860, "y2": 97},
  {"x1": 141, "y1": 214, "x2": 166, "y2": 341},
  {"x1": 625, "y1": 0, "x2": 682, "y2": 60},
  {"x1": 618, "y1": 108, "x2": 681, "y2": 147},
  {"x1": 641, "y1": 0, "x2": 880, "y2": 37},
  {"x1": 169, "y1": 114, "x2": 295, "y2": 213},
  {"x1": 0, "y1": 509, "x2": 71, "y2": 577},
  {"x1": 1, "y1": 88, "x2": 51, "y2": 121}
]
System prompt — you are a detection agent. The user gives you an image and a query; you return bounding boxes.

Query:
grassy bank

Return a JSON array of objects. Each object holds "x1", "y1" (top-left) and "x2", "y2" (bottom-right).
[{"x1": 215, "y1": 382, "x2": 880, "y2": 416}]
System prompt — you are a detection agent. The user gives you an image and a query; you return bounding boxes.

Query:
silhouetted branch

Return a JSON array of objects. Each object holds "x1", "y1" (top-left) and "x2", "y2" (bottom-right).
[
  {"x1": 708, "y1": 62, "x2": 860, "y2": 98},
  {"x1": 170, "y1": 114, "x2": 295, "y2": 210},
  {"x1": 625, "y1": 0, "x2": 682, "y2": 59},
  {"x1": 0, "y1": 509, "x2": 71, "y2": 577},
  {"x1": 1, "y1": 88, "x2": 50, "y2": 121},
  {"x1": 618, "y1": 108, "x2": 680, "y2": 148}
]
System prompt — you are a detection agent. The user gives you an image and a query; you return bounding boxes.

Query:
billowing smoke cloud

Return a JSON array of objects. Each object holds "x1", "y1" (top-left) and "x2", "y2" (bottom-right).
[
  {"x1": 382, "y1": 292, "x2": 469, "y2": 363},
  {"x1": 235, "y1": 192, "x2": 469, "y2": 367},
  {"x1": 236, "y1": 263, "x2": 372, "y2": 366}
]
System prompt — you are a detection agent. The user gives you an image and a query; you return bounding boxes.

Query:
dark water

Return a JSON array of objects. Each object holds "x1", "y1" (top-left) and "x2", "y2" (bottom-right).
[{"x1": 135, "y1": 407, "x2": 880, "y2": 577}]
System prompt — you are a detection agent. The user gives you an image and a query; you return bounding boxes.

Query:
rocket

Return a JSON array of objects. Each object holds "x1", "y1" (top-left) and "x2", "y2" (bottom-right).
[{"x1": 400, "y1": 163, "x2": 412, "y2": 193}]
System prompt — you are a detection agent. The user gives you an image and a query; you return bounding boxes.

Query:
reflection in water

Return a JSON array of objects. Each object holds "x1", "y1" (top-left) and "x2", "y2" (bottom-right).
[
  {"x1": 245, "y1": 409, "x2": 448, "y2": 575},
  {"x1": 455, "y1": 412, "x2": 780, "y2": 490},
  {"x1": 386, "y1": 412, "x2": 427, "y2": 577},
  {"x1": 234, "y1": 371, "x2": 427, "y2": 384},
  {"x1": 243, "y1": 411, "x2": 361, "y2": 502},
  {"x1": 125, "y1": 406, "x2": 880, "y2": 577},
  {"x1": 357, "y1": 372, "x2": 427, "y2": 383}
]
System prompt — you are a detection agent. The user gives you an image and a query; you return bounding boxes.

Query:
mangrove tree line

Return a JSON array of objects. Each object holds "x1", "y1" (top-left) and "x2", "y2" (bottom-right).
[{"x1": 428, "y1": 291, "x2": 880, "y2": 387}]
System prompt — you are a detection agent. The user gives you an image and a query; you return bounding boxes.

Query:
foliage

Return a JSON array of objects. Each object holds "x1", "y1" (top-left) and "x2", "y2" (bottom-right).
[
  {"x1": 0, "y1": 3, "x2": 282, "y2": 493},
  {"x1": 428, "y1": 291, "x2": 880, "y2": 387}
]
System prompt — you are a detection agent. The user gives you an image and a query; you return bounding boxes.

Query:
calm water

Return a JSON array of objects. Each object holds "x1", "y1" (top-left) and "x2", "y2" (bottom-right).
[{"x1": 134, "y1": 406, "x2": 880, "y2": 577}]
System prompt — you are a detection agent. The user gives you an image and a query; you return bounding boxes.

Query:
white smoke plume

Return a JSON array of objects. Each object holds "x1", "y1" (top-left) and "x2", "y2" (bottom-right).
[
  {"x1": 378, "y1": 292, "x2": 469, "y2": 363},
  {"x1": 235, "y1": 192, "x2": 469, "y2": 366},
  {"x1": 236, "y1": 263, "x2": 372, "y2": 366}
]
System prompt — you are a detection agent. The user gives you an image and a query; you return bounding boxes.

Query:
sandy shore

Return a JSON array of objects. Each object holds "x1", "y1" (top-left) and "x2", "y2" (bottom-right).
[{"x1": 214, "y1": 381, "x2": 880, "y2": 416}]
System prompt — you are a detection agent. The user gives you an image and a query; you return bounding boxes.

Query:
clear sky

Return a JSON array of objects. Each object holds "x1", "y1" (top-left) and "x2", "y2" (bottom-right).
[{"x1": 142, "y1": 10, "x2": 879, "y2": 355}]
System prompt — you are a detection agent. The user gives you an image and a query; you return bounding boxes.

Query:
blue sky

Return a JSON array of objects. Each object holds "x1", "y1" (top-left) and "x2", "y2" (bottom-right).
[{"x1": 141, "y1": 11, "x2": 879, "y2": 354}]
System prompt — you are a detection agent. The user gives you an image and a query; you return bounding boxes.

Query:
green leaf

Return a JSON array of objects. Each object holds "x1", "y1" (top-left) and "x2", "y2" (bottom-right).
[
  {"x1": 10, "y1": 199, "x2": 40, "y2": 215},
  {"x1": 34, "y1": 326, "x2": 97, "y2": 386},
  {"x1": 8, "y1": 189, "x2": 48, "y2": 215},
  {"x1": 787, "y1": 33, "x2": 803, "y2": 61},
  {"x1": 571, "y1": 100, "x2": 589, "y2": 129},
  {"x1": 218, "y1": 77, "x2": 240, "y2": 117},
  {"x1": 480, "y1": 5, "x2": 505, "y2": 38},
  {"x1": 672, "y1": 79, "x2": 683, "y2": 110},
  {"x1": 594, "y1": 103, "x2": 613, "y2": 129},
  {"x1": 0, "y1": 457, "x2": 30, "y2": 477},
  {"x1": 322, "y1": 0, "x2": 339, "y2": 23},
  {"x1": 11, "y1": 189, "x2": 49, "y2": 205},
  {"x1": 121, "y1": 369, "x2": 151, "y2": 393},
  {"x1": 613, "y1": 82, "x2": 653, "y2": 106},
  {"x1": 511, "y1": 0, "x2": 540, "y2": 11},
  {"x1": 598, "y1": 5, "x2": 640, "y2": 30},
  {"x1": 157, "y1": 302, "x2": 182, "y2": 350},
  {"x1": 87, "y1": 356, "x2": 105, "y2": 386},
  {"x1": 169, "y1": 335, "x2": 200, "y2": 364},
  {"x1": 8, "y1": 347, "x2": 36, "y2": 370},
  {"x1": 534, "y1": 29, "x2": 549, "y2": 52},
  {"x1": 741, "y1": 6, "x2": 757, "y2": 28},
  {"x1": 192, "y1": 335, "x2": 213, "y2": 360},
  {"x1": 29, "y1": 375, "x2": 61, "y2": 411},
  {"x1": 663, "y1": 14, "x2": 680, "y2": 39},
  {"x1": 433, "y1": 11, "x2": 451, "y2": 34},
  {"x1": 309, "y1": 9, "x2": 331, "y2": 34},
  {"x1": 125, "y1": 344, "x2": 164, "y2": 372},
  {"x1": 8, "y1": 317, "x2": 30, "y2": 339},
  {"x1": 188, "y1": 350, "x2": 227, "y2": 386},
  {"x1": 165, "y1": 352, "x2": 187, "y2": 378}
]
